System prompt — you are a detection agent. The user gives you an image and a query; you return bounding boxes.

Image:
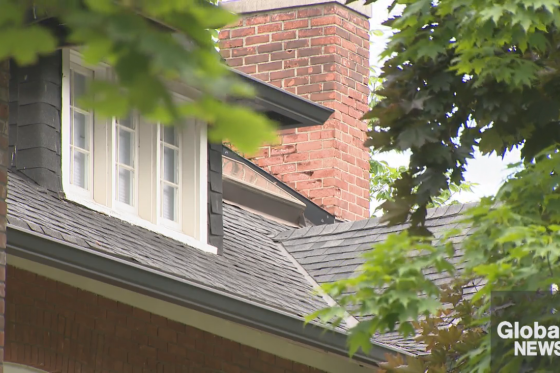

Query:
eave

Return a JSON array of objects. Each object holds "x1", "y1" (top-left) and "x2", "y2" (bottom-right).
[{"x1": 6, "y1": 225, "x2": 403, "y2": 366}]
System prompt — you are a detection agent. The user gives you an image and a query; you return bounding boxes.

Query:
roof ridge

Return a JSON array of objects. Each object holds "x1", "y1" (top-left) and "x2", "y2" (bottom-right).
[{"x1": 274, "y1": 201, "x2": 480, "y2": 241}]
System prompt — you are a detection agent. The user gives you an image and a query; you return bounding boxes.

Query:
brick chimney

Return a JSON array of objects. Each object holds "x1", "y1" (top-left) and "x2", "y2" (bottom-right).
[{"x1": 220, "y1": 0, "x2": 371, "y2": 221}]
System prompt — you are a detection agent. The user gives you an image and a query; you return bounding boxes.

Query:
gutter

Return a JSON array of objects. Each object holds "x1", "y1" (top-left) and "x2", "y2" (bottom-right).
[
  {"x1": 233, "y1": 70, "x2": 334, "y2": 128},
  {"x1": 5, "y1": 225, "x2": 400, "y2": 365}
]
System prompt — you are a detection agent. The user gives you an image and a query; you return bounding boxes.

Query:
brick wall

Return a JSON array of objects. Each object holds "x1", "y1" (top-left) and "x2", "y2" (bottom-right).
[
  {"x1": 6, "y1": 266, "x2": 326, "y2": 373},
  {"x1": 0, "y1": 60, "x2": 9, "y2": 373},
  {"x1": 220, "y1": 3, "x2": 371, "y2": 221}
]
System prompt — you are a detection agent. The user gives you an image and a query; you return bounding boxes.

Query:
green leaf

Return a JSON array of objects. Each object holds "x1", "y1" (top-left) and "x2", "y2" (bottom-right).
[{"x1": 0, "y1": 26, "x2": 57, "y2": 65}]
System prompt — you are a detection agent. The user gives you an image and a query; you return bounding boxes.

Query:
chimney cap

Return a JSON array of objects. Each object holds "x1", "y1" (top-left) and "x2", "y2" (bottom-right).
[{"x1": 222, "y1": 0, "x2": 372, "y2": 18}]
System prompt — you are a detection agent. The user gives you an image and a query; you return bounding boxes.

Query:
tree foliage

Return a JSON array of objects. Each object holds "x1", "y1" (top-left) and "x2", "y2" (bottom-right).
[
  {"x1": 351, "y1": 0, "x2": 560, "y2": 232},
  {"x1": 313, "y1": 147, "x2": 560, "y2": 372},
  {"x1": 0, "y1": 0, "x2": 276, "y2": 153},
  {"x1": 367, "y1": 71, "x2": 475, "y2": 214},
  {"x1": 369, "y1": 157, "x2": 475, "y2": 215}
]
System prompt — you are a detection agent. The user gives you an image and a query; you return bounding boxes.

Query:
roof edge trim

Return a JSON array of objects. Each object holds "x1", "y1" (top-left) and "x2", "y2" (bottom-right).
[
  {"x1": 6, "y1": 225, "x2": 404, "y2": 364},
  {"x1": 233, "y1": 70, "x2": 334, "y2": 128}
]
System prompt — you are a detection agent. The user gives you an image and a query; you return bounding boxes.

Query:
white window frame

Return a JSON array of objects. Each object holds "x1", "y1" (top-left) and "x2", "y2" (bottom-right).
[
  {"x1": 61, "y1": 48, "x2": 213, "y2": 254},
  {"x1": 157, "y1": 122, "x2": 182, "y2": 231},
  {"x1": 62, "y1": 53, "x2": 107, "y2": 200},
  {"x1": 113, "y1": 113, "x2": 139, "y2": 215}
]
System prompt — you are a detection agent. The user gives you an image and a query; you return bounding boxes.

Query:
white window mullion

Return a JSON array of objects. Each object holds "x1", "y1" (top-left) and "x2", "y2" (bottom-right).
[
  {"x1": 114, "y1": 114, "x2": 138, "y2": 213},
  {"x1": 159, "y1": 124, "x2": 181, "y2": 228},
  {"x1": 68, "y1": 66, "x2": 93, "y2": 192}
]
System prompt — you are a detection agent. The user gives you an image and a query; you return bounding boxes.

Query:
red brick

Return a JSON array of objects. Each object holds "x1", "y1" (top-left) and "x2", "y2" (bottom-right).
[
  {"x1": 311, "y1": 36, "x2": 341, "y2": 46},
  {"x1": 284, "y1": 19, "x2": 309, "y2": 30},
  {"x1": 297, "y1": 47, "x2": 322, "y2": 58},
  {"x1": 238, "y1": 65, "x2": 257, "y2": 74},
  {"x1": 220, "y1": 39, "x2": 243, "y2": 49},
  {"x1": 246, "y1": 34, "x2": 270, "y2": 46},
  {"x1": 270, "y1": 145, "x2": 296, "y2": 155},
  {"x1": 311, "y1": 16, "x2": 341, "y2": 27},
  {"x1": 297, "y1": 160, "x2": 324, "y2": 172},
  {"x1": 282, "y1": 172, "x2": 310, "y2": 182},
  {"x1": 285, "y1": 39, "x2": 309, "y2": 49},
  {"x1": 284, "y1": 58, "x2": 309, "y2": 69},
  {"x1": 220, "y1": 7, "x2": 371, "y2": 220},
  {"x1": 270, "y1": 69, "x2": 295, "y2": 80},
  {"x1": 297, "y1": 141, "x2": 322, "y2": 152},
  {"x1": 299, "y1": 28, "x2": 324, "y2": 38},
  {"x1": 258, "y1": 23, "x2": 282, "y2": 33},
  {"x1": 284, "y1": 153, "x2": 309, "y2": 163},
  {"x1": 245, "y1": 54, "x2": 269, "y2": 64},
  {"x1": 258, "y1": 61, "x2": 282, "y2": 72},
  {"x1": 310, "y1": 149, "x2": 337, "y2": 160},
  {"x1": 310, "y1": 54, "x2": 340, "y2": 65},
  {"x1": 257, "y1": 43, "x2": 282, "y2": 53},
  {"x1": 283, "y1": 133, "x2": 309, "y2": 143},
  {"x1": 232, "y1": 47, "x2": 256, "y2": 57},
  {"x1": 231, "y1": 27, "x2": 255, "y2": 38},
  {"x1": 297, "y1": 66, "x2": 321, "y2": 76},
  {"x1": 285, "y1": 76, "x2": 309, "y2": 87},
  {"x1": 270, "y1": 163, "x2": 297, "y2": 174},
  {"x1": 310, "y1": 73, "x2": 338, "y2": 83},
  {"x1": 228, "y1": 57, "x2": 244, "y2": 67},
  {"x1": 309, "y1": 187, "x2": 339, "y2": 198},
  {"x1": 297, "y1": 84, "x2": 322, "y2": 95},
  {"x1": 253, "y1": 72, "x2": 270, "y2": 81},
  {"x1": 271, "y1": 30, "x2": 296, "y2": 41},
  {"x1": 257, "y1": 156, "x2": 284, "y2": 166},
  {"x1": 220, "y1": 49, "x2": 231, "y2": 59},
  {"x1": 310, "y1": 91, "x2": 337, "y2": 101},
  {"x1": 271, "y1": 12, "x2": 296, "y2": 21},
  {"x1": 271, "y1": 50, "x2": 296, "y2": 61},
  {"x1": 245, "y1": 15, "x2": 270, "y2": 25}
]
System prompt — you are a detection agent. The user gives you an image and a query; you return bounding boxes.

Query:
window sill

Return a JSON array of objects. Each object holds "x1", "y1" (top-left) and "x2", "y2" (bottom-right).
[{"x1": 64, "y1": 191, "x2": 218, "y2": 255}]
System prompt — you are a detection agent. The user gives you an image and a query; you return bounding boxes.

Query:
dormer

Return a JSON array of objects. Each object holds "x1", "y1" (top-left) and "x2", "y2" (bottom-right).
[
  {"x1": 59, "y1": 49, "x2": 211, "y2": 251},
  {"x1": 9, "y1": 40, "x2": 333, "y2": 255}
]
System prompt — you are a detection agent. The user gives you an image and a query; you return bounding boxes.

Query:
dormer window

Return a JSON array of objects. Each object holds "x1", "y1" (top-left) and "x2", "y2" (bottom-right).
[
  {"x1": 160, "y1": 125, "x2": 180, "y2": 223},
  {"x1": 115, "y1": 114, "x2": 137, "y2": 210},
  {"x1": 61, "y1": 49, "x2": 213, "y2": 253},
  {"x1": 69, "y1": 66, "x2": 93, "y2": 193}
]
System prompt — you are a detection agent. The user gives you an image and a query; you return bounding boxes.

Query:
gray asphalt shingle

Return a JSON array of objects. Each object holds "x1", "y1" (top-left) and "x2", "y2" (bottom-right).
[
  {"x1": 6, "y1": 169, "x2": 478, "y2": 358},
  {"x1": 276, "y1": 203, "x2": 476, "y2": 285},
  {"x1": 275, "y1": 202, "x2": 479, "y2": 355},
  {"x1": 6, "y1": 170, "x2": 328, "y2": 320}
]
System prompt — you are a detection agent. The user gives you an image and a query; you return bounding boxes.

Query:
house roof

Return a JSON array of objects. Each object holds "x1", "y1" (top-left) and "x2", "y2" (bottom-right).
[
  {"x1": 5, "y1": 170, "x2": 403, "y2": 364},
  {"x1": 6, "y1": 169, "x2": 477, "y2": 360},
  {"x1": 6, "y1": 170, "x2": 325, "y2": 319},
  {"x1": 275, "y1": 203, "x2": 479, "y2": 355},
  {"x1": 275, "y1": 204, "x2": 476, "y2": 284}
]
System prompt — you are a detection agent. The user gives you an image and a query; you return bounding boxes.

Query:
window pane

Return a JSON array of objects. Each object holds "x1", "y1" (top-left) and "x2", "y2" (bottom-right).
[
  {"x1": 118, "y1": 167, "x2": 133, "y2": 205},
  {"x1": 72, "y1": 71, "x2": 87, "y2": 107},
  {"x1": 118, "y1": 129, "x2": 134, "y2": 166},
  {"x1": 73, "y1": 112, "x2": 88, "y2": 149},
  {"x1": 162, "y1": 126, "x2": 177, "y2": 146},
  {"x1": 118, "y1": 115, "x2": 134, "y2": 129},
  {"x1": 163, "y1": 147, "x2": 178, "y2": 183},
  {"x1": 162, "y1": 184, "x2": 177, "y2": 221},
  {"x1": 73, "y1": 151, "x2": 87, "y2": 188}
]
